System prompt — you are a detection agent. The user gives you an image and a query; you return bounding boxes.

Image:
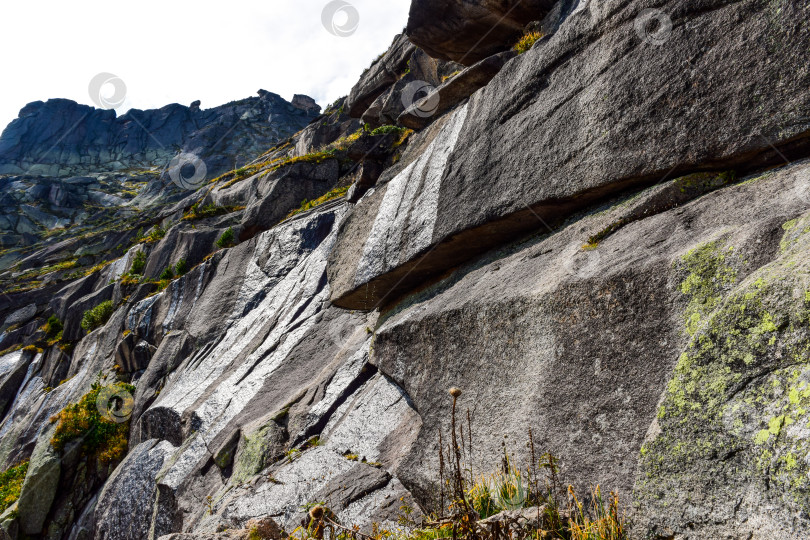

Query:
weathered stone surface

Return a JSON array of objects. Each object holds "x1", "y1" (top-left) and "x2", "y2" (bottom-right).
[
  {"x1": 3, "y1": 2, "x2": 810, "y2": 539},
  {"x1": 346, "y1": 34, "x2": 416, "y2": 118},
  {"x1": 360, "y1": 48, "x2": 462, "y2": 129},
  {"x1": 239, "y1": 159, "x2": 341, "y2": 240},
  {"x1": 115, "y1": 334, "x2": 156, "y2": 373},
  {"x1": 398, "y1": 50, "x2": 516, "y2": 130},
  {"x1": 63, "y1": 284, "x2": 115, "y2": 341},
  {"x1": 367, "y1": 161, "x2": 810, "y2": 538},
  {"x1": 1, "y1": 303, "x2": 37, "y2": 329},
  {"x1": 141, "y1": 225, "x2": 222, "y2": 281},
  {"x1": 328, "y1": 104, "x2": 470, "y2": 309},
  {"x1": 93, "y1": 439, "x2": 176, "y2": 540},
  {"x1": 329, "y1": 0, "x2": 810, "y2": 309},
  {"x1": 406, "y1": 0, "x2": 553, "y2": 65},
  {"x1": 17, "y1": 427, "x2": 61, "y2": 535},
  {"x1": 0, "y1": 351, "x2": 31, "y2": 418},
  {"x1": 292, "y1": 98, "x2": 363, "y2": 157}
]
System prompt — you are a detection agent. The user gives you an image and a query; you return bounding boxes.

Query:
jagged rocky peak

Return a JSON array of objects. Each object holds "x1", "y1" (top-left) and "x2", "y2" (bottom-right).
[
  {"x1": 0, "y1": 90, "x2": 320, "y2": 179},
  {"x1": 0, "y1": 0, "x2": 809, "y2": 539}
]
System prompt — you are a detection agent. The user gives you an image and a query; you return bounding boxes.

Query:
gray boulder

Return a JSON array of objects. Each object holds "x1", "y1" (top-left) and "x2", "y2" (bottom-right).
[
  {"x1": 346, "y1": 34, "x2": 416, "y2": 118},
  {"x1": 239, "y1": 158, "x2": 340, "y2": 240},
  {"x1": 1, "y1": 303, "x2": 37, "y2": 329}
]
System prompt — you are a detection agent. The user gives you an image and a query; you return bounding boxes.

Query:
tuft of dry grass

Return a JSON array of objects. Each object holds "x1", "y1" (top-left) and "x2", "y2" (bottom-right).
[
  {"x1": 513, "y1": 31, "x2": 544, "y2": 54},
  {"x1": 285, "y1": 185, "x2": 350, "y2": 220}
]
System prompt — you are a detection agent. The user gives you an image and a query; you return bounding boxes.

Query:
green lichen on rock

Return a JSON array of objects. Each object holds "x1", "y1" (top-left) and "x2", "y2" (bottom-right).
[
  {"x1": 231, "y1": 422, "x2": 283, "y2": 484},
  {"x1": 676, "y1": 240, "x2": 737, "y2": 336},
  {"x1": 673, "y1": 171, "x2": 735, "y2": 195},
  {"x1": 636, "y1": 217, "x2": 810, "y2": 533}
]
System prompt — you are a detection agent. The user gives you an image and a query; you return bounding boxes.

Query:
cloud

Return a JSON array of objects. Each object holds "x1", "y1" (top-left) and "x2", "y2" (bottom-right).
[{"x1": 0, "y1": 0, "x2": 411, "y2": 132}]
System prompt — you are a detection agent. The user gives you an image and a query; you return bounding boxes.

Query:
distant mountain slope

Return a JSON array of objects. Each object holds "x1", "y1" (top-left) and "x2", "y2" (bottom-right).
[{"x1": 0, "y1": 90, "x2": 320, "y2": 179}]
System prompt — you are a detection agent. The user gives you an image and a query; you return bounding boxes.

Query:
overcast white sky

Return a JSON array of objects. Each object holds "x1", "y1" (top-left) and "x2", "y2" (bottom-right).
[{"x1": 0, "y1": 0, "x2": 411, "y2": 131}]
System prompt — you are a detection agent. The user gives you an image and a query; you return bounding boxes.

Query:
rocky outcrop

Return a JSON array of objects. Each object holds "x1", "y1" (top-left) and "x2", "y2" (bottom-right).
[
  {"x1": 0, "y1": 91, "x2": 319, "y2": 178},
  {"x1": 93, "y1": 439, "x2": 176, "y2": 540},
  {"x1": 372, "y1": 159, "x2": 810, "y2": 538},
  {"x1": 346, "y1": 34, "x2": 416, "y2": 119},
  {"x1": 1, "y1": 1, "x2": 810, "y2": 539},
  {"x1": 328, "y1": 0, "x2": 810, "y2": 309},
  {"x1": 405, "y1": 0, "x2": 554, "y2": 64},
  {"x1": 398, "y1": 50, "x2": 516, "y2": 130},
  {"x1": 345, "y1": 34, "x2": 464, "y2": 128}
]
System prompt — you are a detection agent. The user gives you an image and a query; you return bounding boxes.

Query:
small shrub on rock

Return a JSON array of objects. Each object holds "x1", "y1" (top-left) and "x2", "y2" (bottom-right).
[
  {"x1": 43, "y1": 315, "x2": 63, "y2": 338},
  {"x1": 130, "y1": 250, "x2": 146, "y2": 275},
  {"x1": 50, "y1": 382, "x2": 135, "y2": 464},
  {"x1": 0, "y1": 460, "x2": 28, "y2": 513},
  {"x1": 80, "y1": 300, "x2": 114, "y2": 333},
  {"x1": 175, "y1": 258, "x2": 188, "y2": 276},
  {"x1": 159, "y1": 266, "x2": 175, "y2": 281},
  {"x1": 144, "y1": 225, "x2": 166, "y2": 244},
  {"x1": 216, "y1": 227, "x2": 236, "y2": 249}
]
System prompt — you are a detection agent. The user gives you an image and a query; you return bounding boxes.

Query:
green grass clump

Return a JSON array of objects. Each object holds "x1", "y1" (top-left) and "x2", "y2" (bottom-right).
[
  {"x1": 216, "y1": 228, "x2": 236, "y2": 249},
  {"x1": 182, "y1": 203, "x2": 244, "y2": 221},
  {"x1": 369, "y1": 125, "x2": 408, "y2": 137},
  {"x1": 13, "y1": 259, "x2": 78, "y2": 281},
  {"x1": 158, "y1": 266, "x2": 174, "y2": 281},
  {"x1": 0, "y1": 461, "x2": 28, "y2": 513},
  {"x1": 50, "y1": 382, "x2": 134, "y2": 464},
  {"x1": 286, "y1": 186, "x2": 350, "y2": 220},
  {"x1": 513, "y1": 31, "x2": 544, "y2": 54},
  {"x1": 81, "y1": 300, "x2": 114, "y2": 333},
  {"x1": 271, "y1": 151, "x2": 336, "y2": 173}
]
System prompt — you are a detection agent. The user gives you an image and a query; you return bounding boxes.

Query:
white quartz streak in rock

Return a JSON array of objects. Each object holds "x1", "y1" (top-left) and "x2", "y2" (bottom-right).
[{"x1": 355, "y1": 104, "x2": 469, "y2": 286}]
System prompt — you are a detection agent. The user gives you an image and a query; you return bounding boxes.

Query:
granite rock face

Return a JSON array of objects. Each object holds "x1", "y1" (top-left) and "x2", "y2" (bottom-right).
[
  {"x1": 328, "y1": 0, "x2": 810, "y2": 309},
  {"x1": 1, "y1": 1, "x2": 810, "y2": 539}
]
